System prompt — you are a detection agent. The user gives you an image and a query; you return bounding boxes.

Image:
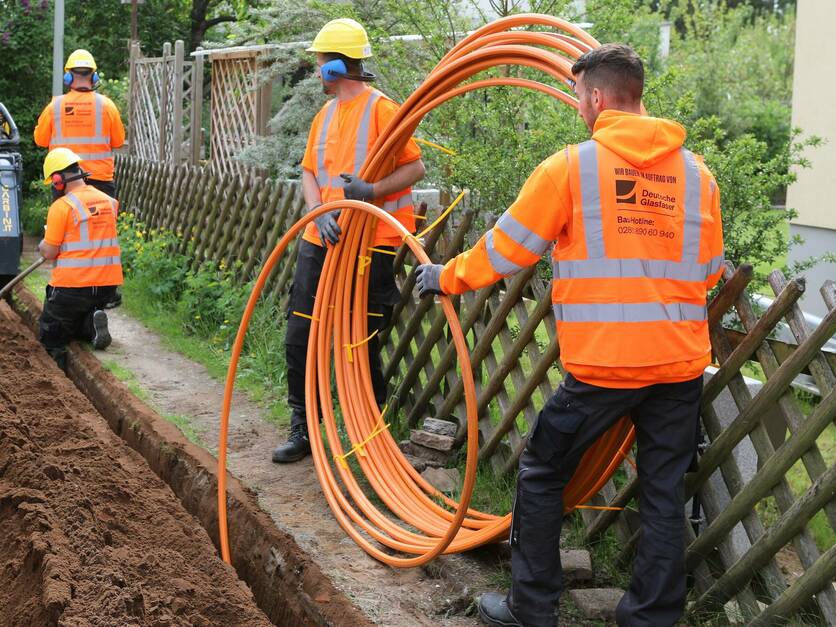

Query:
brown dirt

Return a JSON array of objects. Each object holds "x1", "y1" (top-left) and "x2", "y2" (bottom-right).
[{"x1": 0, "y1": 300, "x2": 273, "y2": 627}]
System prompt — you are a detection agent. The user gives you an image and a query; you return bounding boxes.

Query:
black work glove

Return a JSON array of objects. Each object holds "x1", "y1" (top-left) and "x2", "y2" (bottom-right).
[
  {"x1": 312, "y1": 206, "x2": 341, "y2": 247},
  {"x1": 340, "y1": 173, "x2": 375, "y2": 201},
  {"x1": 415, "y1": 264, "x2": 445, "y2": 298}
]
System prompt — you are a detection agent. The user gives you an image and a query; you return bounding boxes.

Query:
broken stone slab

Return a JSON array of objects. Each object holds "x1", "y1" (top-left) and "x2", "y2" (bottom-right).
[
  {"x1": 568, "y1": 588, "x2": 624, "y2": 621},
  {"x1": 561, "y1": 549, "x2": 592, "y2": 586},
  {"x1": 421, "y1": 417, "x2": 457, "y2": 437},
  {"x1": 421, "y1": 467, "x2": 461, "y2": 493},
  {"x1": 399, "y1": 440, "x2": 449, "y2": 466},
  {"x1": 402, "y1": 454, "x2": 427, "y2": 473},
  {"x1": 410, "y1": 429, "x2": 455, "y2": 452}
]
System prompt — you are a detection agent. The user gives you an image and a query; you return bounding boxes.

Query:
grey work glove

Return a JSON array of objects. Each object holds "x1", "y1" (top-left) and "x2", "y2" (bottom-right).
[
  {"x1": 340, "y1": 173, "x2": 375, "y2": 201},
  {"x1": 415, "y1": 263, "x2": 445, "y2": 298},
  {"x1": 312, "y1": 205, "x2": 341, "y2": 247}
]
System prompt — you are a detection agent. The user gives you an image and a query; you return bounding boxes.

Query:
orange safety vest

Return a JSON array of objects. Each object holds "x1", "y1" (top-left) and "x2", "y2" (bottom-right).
[
  {"x1": 303, "y1": 88, "x2": 416, "y2": 247},
  {"x1": 50, "y1": 185, "x2": 123, "y2": 288},
  {"x1": 48, "y1": 92, "x2": 116, "y2": 181},
  {"x1": 548, "y1": 140, "x2": 722, "y2": 382}
]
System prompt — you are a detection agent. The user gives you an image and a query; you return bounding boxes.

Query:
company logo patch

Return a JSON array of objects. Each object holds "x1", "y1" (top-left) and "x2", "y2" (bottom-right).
[
  {"x1": 615, "y1": 179, "x2": 636, "y2": 204},
  {"x1": 64, "y1": 106, "x2": 75, "y2": 116}
]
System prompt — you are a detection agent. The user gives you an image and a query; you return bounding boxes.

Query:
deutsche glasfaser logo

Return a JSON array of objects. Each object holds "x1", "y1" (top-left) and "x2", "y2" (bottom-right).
[{"x1": 615, "y1": 179, "x2": 636, "y2": 204}]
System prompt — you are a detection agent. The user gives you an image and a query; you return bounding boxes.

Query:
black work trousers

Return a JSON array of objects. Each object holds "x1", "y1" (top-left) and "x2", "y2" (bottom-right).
[
  {"x1": 39, "y1": 284, "x2": 117, "y2": 367},
  {"x1": 508, "y1": 373, "x2": 702, "y2": 627},
  {"x1": 285, "y1": 240, "x2": 399, "y2": 429}
]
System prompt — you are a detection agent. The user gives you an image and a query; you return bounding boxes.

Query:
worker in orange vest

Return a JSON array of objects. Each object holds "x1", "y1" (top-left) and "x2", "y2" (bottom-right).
[
  {"x1": 415, "y1": 45, "x2": 724, "y2": 627},
  {"x1": 34, "y1": 49, "x2": 125, "y2": 199},
  {"x1": 38, "y1": 148, "x2": 123, "y2": 371},
  {"x1": 272, "y1": 18, "x2": 426, "y2": 463}
]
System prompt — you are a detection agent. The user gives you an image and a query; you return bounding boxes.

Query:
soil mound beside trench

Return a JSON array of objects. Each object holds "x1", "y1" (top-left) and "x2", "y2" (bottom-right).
[{"x1": 0, "y1": 301, "x2": 272, "y2": 627}]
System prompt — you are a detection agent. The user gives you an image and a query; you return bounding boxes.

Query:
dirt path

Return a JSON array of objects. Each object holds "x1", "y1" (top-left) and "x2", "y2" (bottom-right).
[
  {"x1": 0, "y1": 300, "x2": 273, "y2": 627},
  {"x1": 95, "y1": 304, "x2": 491, "y2": 626}
]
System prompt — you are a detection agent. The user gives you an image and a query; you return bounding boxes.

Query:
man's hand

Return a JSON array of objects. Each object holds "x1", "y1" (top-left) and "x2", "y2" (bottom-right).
[
  {"x1": 312, "y1": 207, "x2": 341, "y2": 247},
  {"x1": 415, "y1": 264, "x2": 445, "y2": 298},
  {"x1": 340, "y1": 174, "x2": 375, "y2": 201}
]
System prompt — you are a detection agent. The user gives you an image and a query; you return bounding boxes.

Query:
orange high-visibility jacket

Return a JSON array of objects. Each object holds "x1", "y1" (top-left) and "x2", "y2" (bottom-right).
[
  {"x1": 301, "y1": 86, "x2": 422, "y2": 247},
  {"x1": 440, "y1": 111, "x2": 724, "y2": 388},
  {"x1": 44, "y1": 184, "x2": 123, "y2": 288},
  {"x1": 34, "y1": 91, "x2": 126, "y2": 182}
]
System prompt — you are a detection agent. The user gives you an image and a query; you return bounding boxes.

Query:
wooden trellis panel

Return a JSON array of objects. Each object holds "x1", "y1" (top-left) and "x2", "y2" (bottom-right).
[
  {"x1": 128, "y1": 40, "x2": 199, "y2": 165},
  {"x1": 115, "y1": 155, "x2": 836, "y2": 625}
]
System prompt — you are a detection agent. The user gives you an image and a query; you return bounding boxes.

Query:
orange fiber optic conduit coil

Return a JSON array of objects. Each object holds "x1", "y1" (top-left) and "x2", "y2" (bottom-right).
[{"x1": 218, "y1": 13, "x2": 635, "y2": 567}]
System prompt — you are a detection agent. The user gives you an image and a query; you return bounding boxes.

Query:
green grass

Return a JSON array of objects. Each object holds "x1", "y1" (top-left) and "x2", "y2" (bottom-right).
[{"x1": 102, "y1": 358, "x2": 205, "y2": 445}]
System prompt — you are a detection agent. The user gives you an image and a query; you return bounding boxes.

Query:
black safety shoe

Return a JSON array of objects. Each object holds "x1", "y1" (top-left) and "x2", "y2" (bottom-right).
[
  {"x1": 271, "y1": 423, "x2": 311, "y2": 463},
  {"x1": 91, "y1": 310, "x2": 112, "y2": 350},
  {"x1": 479, "y1": 592, "x2": 523, "y2": 627}
]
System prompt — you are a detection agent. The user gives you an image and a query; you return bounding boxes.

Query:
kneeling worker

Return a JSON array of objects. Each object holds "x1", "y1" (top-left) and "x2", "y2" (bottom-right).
[{"x1": 38, "y1": 148, "x2": 122, "y2": 371}]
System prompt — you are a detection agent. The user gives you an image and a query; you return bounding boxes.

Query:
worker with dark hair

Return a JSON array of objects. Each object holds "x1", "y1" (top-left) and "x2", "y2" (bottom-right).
[
  {"x1": 38, "y1": 148, "x2": 122, "y2": 371},
  {"x1": 272, "y1": 18, "x2": 426, "y2": 463},
  {"x1": 34, "y1": 49, "x2": 125, "y2": 199},
  {"x1": 415, "y1": 43, "x2": 724, "y2": 627}
]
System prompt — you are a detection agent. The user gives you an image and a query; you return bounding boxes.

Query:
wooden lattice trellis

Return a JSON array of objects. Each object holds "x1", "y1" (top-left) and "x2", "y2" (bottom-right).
[
  {"x1": 116, "y1": 155, "x2": 836, "y2": 625},
  {"x1": 128, "y1": 40, "x2": 202, "y2": 165}
]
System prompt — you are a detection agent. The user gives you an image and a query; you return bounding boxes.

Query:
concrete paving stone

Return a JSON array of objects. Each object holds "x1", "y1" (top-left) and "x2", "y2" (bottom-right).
[
  {"x1": 421, "y1": 418, "x2": 457, "y2": 437},
  {"x1": 561, "y1": 549, "x2": 592, "y2": 585},
  {"x1": 568, "y1": 588, "x2": 624, "y2": 621},
  {"x1": 421, "y1": 467, "x2": 460, "y2": 493},
  {"x1": 399, "y1": 440, "x2": 450, "y2": 466},
  {"x1": 410, "y1": 429, "x2": 455, "y2": 451}
]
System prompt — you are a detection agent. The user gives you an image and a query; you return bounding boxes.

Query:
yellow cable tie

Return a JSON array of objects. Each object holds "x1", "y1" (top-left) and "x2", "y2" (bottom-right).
[
  {"x1": 368, "y1": 246, "x2": 397, "y2": 256},
  {"x1": 410, "y1": 214, "x2": 428, "y2": 221},
  {"x1": 343, "y1": 328, "x2": 379, "y2": 363},
  {"x1": 368, "y1": 312, "x2": 384, "y2": 318},
  {"x1": 358, "y1": 254, "x2": 372, "y2": 275},
  {"x1": 292, "y1": 311, "x2": 319, "y2": 321},
  {"x1": 335, "y1": 419, "x2": 391, "y2": 465},
  {"x1": 576, "y1": 505, "x2": 624, "y2": 511},
  {"x1": 413, "y1": 136, "x2": 456, "y2": 156},
  {"x1": 415, "y1": 190, "x2": 466, "y2": 239}
]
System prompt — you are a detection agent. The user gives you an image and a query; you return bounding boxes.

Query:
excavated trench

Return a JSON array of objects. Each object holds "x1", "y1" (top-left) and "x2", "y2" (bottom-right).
[{"x1": 1, "y1": 289, "x2": 372, "y2": 627}]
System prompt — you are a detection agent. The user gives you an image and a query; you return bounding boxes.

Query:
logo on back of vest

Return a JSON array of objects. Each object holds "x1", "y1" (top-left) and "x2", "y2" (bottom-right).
[
  {"x1": 64, "y1": 106, "x2": 75, "y2": 116},
  {"x1": 615, "y1": 179, "x2": 636, "y2": 204}
]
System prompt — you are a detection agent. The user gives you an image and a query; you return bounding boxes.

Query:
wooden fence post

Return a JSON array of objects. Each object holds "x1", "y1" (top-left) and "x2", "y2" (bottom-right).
[
  {"x1": 172, "y1": 40, "x2": 185, "y2": 164},
  {"x1": 190, "y1": 49, "x2": 205, "y2": 166},
  {"x1": 158, "y1": 42, "x2": 171, "y2": 162}
]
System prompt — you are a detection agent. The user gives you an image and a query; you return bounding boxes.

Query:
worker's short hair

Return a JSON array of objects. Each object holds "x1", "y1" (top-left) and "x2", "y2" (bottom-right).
[
  {"x1": 571, "y1": 44, "x2": 644, "y2": 103},
  {"x1": 321, "y1": 52, "x2": 363, "y2": 75}
]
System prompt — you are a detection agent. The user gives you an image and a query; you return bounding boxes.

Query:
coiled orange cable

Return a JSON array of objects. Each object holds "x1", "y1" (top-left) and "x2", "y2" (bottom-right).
[{"x1": 218, "y1": 13, "x2": 635, "y2": 567}]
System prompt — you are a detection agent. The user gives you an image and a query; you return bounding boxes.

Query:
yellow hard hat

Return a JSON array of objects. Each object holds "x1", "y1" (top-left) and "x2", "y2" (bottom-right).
[
  {"x1": 64, "y1": 49, "x2": 97, "y2": 72},
  {"x1": 307, "y1": 18, "x2": 372, "y2": 59},
  {"x1": 43, "y1": 148, "x2": 81, "y2": 184}
]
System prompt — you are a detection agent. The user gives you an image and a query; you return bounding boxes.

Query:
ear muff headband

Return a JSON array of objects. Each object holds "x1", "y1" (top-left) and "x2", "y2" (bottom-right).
[
  {"x1": 63, "y1": 70, "x2": 101, "y2": 88},
  {"x1": 51, "y1": 170, "x2": 90, "y2": 191}
]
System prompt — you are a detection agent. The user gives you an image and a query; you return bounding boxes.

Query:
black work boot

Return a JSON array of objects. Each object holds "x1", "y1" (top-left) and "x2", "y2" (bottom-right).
[
  {"x1": 479, "y1": 592, "x2": 523, "y2": 627},
  {"x1": 272, "y1": 422, "x2": 311, "y2": 463},
  {"x1": 91, "y1": 310, "x2": 112, "y2": 349}
]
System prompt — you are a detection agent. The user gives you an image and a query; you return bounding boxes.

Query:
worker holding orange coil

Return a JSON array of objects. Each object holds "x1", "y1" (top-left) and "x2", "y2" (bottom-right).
[
  {"x1": 272, "y1": 18, "x2": 426, "y2": 463},
  {"x1": 416, "y1": 44, "x2": 724, "y2": 627}
]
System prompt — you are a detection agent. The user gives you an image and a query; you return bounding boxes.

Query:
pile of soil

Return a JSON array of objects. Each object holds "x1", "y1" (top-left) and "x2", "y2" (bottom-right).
[{"x1": 0, "y1": 301, "x2": 273, "y2": 627}]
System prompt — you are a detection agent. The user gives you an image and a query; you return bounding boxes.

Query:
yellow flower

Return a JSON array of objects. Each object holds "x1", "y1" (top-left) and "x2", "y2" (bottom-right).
[{"x1": 194, "y1": 314, "x2": 201, "y2": 320}]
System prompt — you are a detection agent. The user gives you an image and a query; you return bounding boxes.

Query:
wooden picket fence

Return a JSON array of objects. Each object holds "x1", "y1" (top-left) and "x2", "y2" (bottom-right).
[{"x1": 115, "y1": 155, "x2": 836, "y2": 626}]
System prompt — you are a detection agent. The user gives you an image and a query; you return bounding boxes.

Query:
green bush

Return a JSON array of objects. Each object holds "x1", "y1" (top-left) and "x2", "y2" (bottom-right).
[{"x1": 20, "y1": 181, "x2": 51, "y2": 236}]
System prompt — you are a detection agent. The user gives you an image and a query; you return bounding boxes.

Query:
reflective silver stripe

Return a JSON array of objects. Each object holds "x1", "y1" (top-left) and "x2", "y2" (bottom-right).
[
  {"x1": 577, "y1": 141, "x2": 604, "y2": 258},
  {"x1": 382, "y1": 194, "x2": 413, "y2": 213},
  {"x1": 553, "y1": 254, "x2": 725, "y2": 282},
  {"x1": 496, "y1": 212, "x2": 550, "y2": 257},
  {"x1": 680, "y1": 148, "x2": 702, "y2": 262},
  {"x1": 353, "y1": 91, "x2": 380, "y2": 176},
  {"x1": 51, "y1": 94, "x2": 111, "y2": 145},
  {"x1": 60, "y1": 237, "x2": 120, "y2": 252},
  {"x1": 63, "y1": 192, "x2": 90, "y2": 242},
  {"x1": 485, "y1": 230, "x2": 523, "y2": 275},
  {"x1": 315, "y1": 100, "x2": 337, "y2": 188},
  {"x1": 75, "y1": 151, "x2": 114, "y2": 160},
  {"x1": 553, "y1": 302, "x2": 707, "y2": 323},
  {"x1": 55, "y1": 255, "x2": 121, "y2": 268}
]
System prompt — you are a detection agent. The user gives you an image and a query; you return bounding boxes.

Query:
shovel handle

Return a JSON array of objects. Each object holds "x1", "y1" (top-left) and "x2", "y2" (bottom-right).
[{"x1": 0, "y1": 256, "x2": 45, "y2": 299}]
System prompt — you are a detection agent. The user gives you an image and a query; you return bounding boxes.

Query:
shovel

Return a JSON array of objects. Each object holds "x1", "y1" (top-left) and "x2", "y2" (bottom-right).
[{"x1": 0, "y1": 256, "x2": 45, "y2": 299}]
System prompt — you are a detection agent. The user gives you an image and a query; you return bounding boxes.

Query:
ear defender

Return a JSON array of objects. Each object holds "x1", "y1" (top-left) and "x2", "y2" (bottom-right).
[
  {"x1": 51, "y1": 173, "x2": 66, "y2": 191},
  {"x1": 63, "y1": 71, "x2": 74, "y2": 87},
  {"x1": 91, "y1": 71, "x2": 100, "y2": 87},
  {"x1": 320, "y1": 59, "x2": 347, "y2": 82}
]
